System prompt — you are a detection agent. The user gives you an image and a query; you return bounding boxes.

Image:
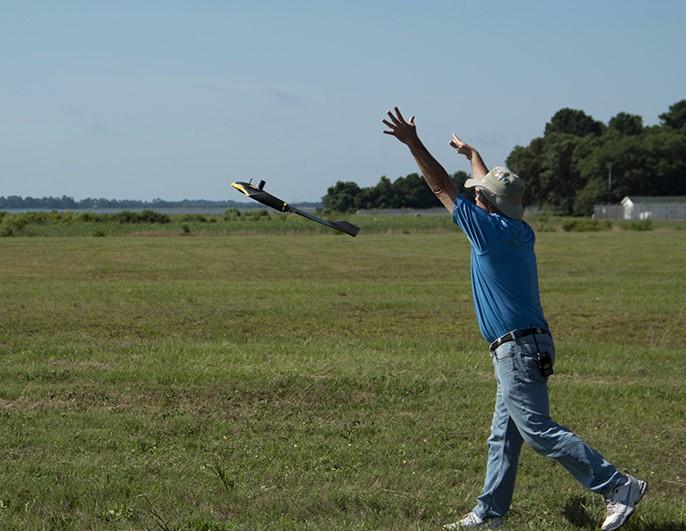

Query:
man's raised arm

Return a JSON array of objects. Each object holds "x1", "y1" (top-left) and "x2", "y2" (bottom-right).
[
  {"x1": 449, "y1": 134, "x2": 489, "y2": 180},
  {"x1": 382, "y1": 107, "x2": 457, "y2": 212}
]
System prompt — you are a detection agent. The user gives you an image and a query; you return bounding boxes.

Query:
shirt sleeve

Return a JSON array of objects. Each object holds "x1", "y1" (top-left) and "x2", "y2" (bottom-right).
[{"x1": 452, "y1": 195, "x2": 497, "y2": 254}]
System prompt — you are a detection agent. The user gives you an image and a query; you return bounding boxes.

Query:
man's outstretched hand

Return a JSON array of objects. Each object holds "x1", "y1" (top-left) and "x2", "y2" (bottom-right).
[
  {"x1": 381, "y1": 105, "x2": 458, "y2": 211},
  {"x1": 450, "y1": 134, "x2": 476, "y2": 160},
  {"x1": 451, "y1": 133, "x2": 488, "y2": 179},
  {"x1": 382, "y1": 107, "x2": 418, "y2": 146}
]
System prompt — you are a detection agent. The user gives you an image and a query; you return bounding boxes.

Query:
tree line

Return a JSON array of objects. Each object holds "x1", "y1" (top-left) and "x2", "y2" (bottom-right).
[
  {"x1": 323, "y1": 99, "x2": 686, "y2": 214},
  {"x1": 0, "y1": 196, "x2": 255, "y2": 210},
  {"x1": 322, "y1": 171, "x2": 470, "y2": 212}
]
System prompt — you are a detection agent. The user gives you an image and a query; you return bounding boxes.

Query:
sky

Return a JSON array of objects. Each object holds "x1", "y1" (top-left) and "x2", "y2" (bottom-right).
[{"x1": 2, "y1": 1, "x2": 685, "y2": 202}]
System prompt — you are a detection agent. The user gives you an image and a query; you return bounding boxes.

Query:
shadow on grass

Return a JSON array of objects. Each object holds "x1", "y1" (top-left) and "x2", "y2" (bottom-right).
[
  {"x1": 563, "y1": 495, "x2": 597, "y2": 529},
  {"x1": 563, "y1": 495, "x2": 686, "y2": 531}
]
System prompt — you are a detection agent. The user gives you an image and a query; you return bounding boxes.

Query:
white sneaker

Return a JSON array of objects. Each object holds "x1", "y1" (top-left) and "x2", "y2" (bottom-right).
[
  {"x1": 601, "y1": 475, "x2": 647, "y2": 530},
  {"x1": 443, "y1": 511, "x2": 505, "y2": 529}
]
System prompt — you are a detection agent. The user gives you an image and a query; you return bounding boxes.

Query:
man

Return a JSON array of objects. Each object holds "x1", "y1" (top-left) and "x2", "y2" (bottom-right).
[{"x1": 382, "y1": 107, "x2": 646, "y2": 530}]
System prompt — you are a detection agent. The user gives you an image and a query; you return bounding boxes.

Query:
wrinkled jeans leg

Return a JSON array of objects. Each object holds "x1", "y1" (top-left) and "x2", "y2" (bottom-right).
[
  {"x1": 495, "y1": 336, "x2": 626, "y2": 495},
  {"x1": 473, "y1": 378, "x2": 524, "y2": 519}
]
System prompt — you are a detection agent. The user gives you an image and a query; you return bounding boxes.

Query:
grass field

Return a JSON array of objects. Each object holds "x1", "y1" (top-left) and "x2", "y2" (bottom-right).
[
  {"x1": 1, "y1": 227, "x2": 685, "y2": 529},
  {"x1": 1, "y1": 209, "x2": 684, "y2": 238}
]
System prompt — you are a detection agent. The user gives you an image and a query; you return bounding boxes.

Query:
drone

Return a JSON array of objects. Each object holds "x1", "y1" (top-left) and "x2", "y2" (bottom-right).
[{"x1": 230, "y1": 180, "x2": 359, "y2": 237}]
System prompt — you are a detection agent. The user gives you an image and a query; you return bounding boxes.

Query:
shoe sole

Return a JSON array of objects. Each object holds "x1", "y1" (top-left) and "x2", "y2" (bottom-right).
[
  {"x1": 442, "y1": 517, "x2": 505, "y2": 529},
  {"x1": 607, "y1": 480, "x2": 648, "y2": 531}
]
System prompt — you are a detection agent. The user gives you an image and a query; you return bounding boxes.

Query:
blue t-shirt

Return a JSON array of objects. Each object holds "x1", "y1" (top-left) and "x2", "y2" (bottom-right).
[{"x1": 452, "y1": 195, "x2": 548, "y2": 343}]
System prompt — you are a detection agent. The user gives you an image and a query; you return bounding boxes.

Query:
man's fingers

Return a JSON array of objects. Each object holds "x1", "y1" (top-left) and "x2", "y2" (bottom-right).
[
  {"x1": 410, "y1": 115, "x2": 415, "y2": 125},
  {"x1": 387, "y1": 110, "x2": 400, "y2": 125},
  {"x1": 382, "y1": 130, "x2": 396, "y2": 135},
  {"x1": 394, "y1": 106, "x2": 406, "y2": 123},
  {"x1": 382, "y1": 119, "x2": 395, "y2": 129},
  {"x1": 452, "y1": 134, "x2": 466, "y2": 147}
]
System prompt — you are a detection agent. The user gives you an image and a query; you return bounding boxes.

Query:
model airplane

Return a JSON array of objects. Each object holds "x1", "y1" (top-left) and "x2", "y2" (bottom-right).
[{"x1": 230, "y1": 180, "x2": 360, "y2": 237}]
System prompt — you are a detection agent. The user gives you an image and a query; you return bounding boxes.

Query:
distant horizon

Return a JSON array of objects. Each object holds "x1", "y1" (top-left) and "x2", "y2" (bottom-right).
[
  {"x1": 0, "y1": 196, "x2": 323, "y2": 204},
  {"x1": 0, "y1": 194, "x2": 322, "y2": 209},
  {"x1": 0, "y1": 188, "x2": 326, "y2": 204}
]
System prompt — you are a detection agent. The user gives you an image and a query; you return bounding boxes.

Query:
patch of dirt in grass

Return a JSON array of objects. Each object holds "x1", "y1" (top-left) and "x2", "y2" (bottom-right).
[
  {"x1": 0, "y1": 396, "x2": 81, "y2": 412},
  {"x1": 658, "y1": 477, "x2": 686, "y2": 499}
]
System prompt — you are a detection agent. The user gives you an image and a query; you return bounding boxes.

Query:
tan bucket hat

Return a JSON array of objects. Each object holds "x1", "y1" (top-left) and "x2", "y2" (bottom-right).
[{"x1": 464, "y1": 166, "x2": 525, "y2": 220}]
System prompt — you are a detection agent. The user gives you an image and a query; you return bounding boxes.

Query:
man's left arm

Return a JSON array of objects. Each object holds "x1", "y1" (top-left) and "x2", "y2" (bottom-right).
[{"x1": 382, "y1": 107, "x2": 457, "y2": 212}]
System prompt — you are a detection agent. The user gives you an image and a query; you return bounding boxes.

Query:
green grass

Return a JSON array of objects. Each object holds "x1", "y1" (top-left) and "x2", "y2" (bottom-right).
[
  {"x1": 0, "y1": 210, "x2": 455, "y2": 237},
  {"x1": 2, "y1": 209, "x2": 683, "y2": 238},
  {"x1": 0, "y1": 230, "x2": 685, "y2": 529}
]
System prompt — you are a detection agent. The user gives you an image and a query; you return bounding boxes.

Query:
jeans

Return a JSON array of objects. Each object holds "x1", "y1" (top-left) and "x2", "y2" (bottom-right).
[{"x1": 474, "y1": 333, "x2": 626, "y2": 519}]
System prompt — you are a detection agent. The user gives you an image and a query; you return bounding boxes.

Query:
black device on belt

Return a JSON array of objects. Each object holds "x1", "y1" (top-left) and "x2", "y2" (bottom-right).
[
  {"x1": 490, "y1": 327, "x2": 554, "y2": 377},
  {"x1": 489, "y1": 327, "x2": 550, "y2": 352}
]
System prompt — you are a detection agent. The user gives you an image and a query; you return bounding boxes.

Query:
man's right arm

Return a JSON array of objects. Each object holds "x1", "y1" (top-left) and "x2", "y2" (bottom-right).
[
  {"x1": 405, "y1": 137, "x2": 457, "y2": 212},
  {"x1": 382, "y1": 107, "x2": 457, "y2": 212}
]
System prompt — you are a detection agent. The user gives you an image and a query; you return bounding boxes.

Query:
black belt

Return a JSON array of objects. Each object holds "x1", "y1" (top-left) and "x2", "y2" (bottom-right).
[{"x1": 489, "y1": 327, "x2": 550, "y2": 352}]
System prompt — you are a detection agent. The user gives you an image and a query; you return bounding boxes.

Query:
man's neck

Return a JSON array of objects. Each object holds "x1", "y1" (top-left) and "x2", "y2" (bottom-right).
[{"x1": 476, "y1": 198, "x2": 498, "y2": 214}]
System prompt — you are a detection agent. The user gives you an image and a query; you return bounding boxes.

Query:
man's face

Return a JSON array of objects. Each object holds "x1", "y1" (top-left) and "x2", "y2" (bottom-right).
[{"x1": 475, "y1": 190, "x2": 497, "y2": 213}]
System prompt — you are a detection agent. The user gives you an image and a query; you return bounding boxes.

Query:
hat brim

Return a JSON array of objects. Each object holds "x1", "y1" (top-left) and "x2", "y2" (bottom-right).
[
  {"x1": 468, "y1": 182, "x2": 524, "y2": 220},
  {"x1": 492, "y1": 197, "x2": 524, "y2": 220}
]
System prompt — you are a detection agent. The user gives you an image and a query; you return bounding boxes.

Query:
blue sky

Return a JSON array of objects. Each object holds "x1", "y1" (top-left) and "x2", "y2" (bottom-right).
[{"x1": 2, "y1": 1, "x2": 685, "y2": 202}]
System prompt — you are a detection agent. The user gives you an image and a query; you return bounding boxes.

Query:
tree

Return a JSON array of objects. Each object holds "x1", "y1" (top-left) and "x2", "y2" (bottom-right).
[
  {"x1": 370, "y1": 176, "x2": 399, "y2": 208},
  {"x1": 574, "y1": 178, "x2": 609, "y2": 216},
  {"x1": 574, "y1": 133, "x2": 643, "y2": 209},
  {"x1": 639, "y1": 126, "x2": 686, "y2": 195},
  {"x1": 506, "y1": 137, "x2": 545, "y2": 205},
  {"x1": 322, "y1": 171, "x2": 473, "y2": 211},
  {"x1": 538, "y1": 133, "x2": 587, "y2": 213},
  {"x1": 608, "y1": 112, "x2": 643, "y2": 136},
  {"x1": 451, "y1": 171, "x2": 471, "y2": 195},
  {"x1": 392, "y1": 173, "x2": 436, "y2": 208},
  {"x1": 544, "y1": 108, "x2": 604, "y2": 137},
  {"x1": 322, "y1": 181, "x2": 362, "y2": 212},
  {"x1": 659, "y1": 99, "x2": 686, "y2": 129}
]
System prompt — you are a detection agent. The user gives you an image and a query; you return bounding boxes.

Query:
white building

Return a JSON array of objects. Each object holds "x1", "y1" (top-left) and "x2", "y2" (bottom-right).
[{"x1": 620, "y1": 196, "x2": 686, "y2": 220}]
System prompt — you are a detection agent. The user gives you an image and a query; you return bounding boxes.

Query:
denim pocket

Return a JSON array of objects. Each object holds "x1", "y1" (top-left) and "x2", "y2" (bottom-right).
[
  {"x1": 515, "y1": 337, "x2": 556, "y2": 383},
  {"x1": 517, "y1": 351, "x2": 547, "y2": 383},
  {"x1": 492, "y1": 342, "x2": 516, "y2": 378}
]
